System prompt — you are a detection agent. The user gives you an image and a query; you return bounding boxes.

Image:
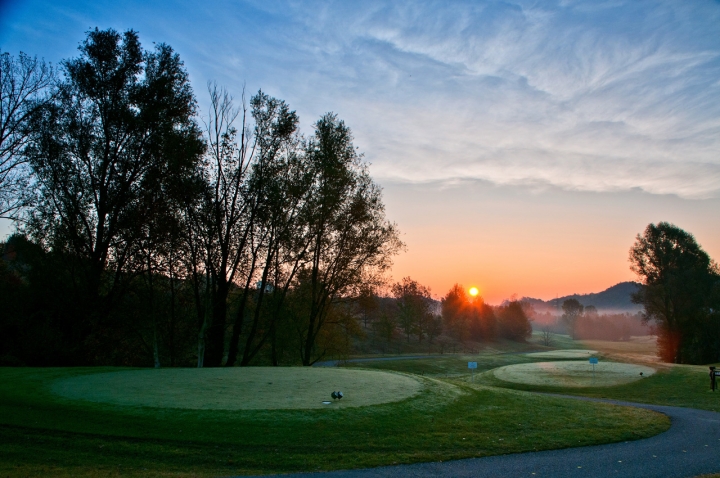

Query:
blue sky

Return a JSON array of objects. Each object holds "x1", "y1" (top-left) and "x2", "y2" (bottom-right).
[{"x1": 2, "y1": 0, "x2": 719, "y2": 300}]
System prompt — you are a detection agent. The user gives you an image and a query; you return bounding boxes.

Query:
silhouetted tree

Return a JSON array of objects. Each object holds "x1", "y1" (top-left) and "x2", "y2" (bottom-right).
[
  {"x1": 442, "y1": 284, "x2": 471, "y2": 342},
  {"x1": 497, "y1": 300, "x2": 532, "y2": 341},
  {"x1": 630, "y1": 222, "x2": 720, "y2": 363},
  {"x1": 561, "y1": 299, "x2": 584, "y2": 339},
  {"x1": 24, "y1": 29, "x2": 203, "y2": 360},
  {"x1": 297, "y1": 113, "x2": 402, "y2": 365},
  {"x1": 442, "y1": 284, "x2": 496, "y2": 342},
  {"x1": 0, "y1": 51, "x2": 54, "y2": 218},
  {"x1": 391, "y1": 277, "x2": 433, "y2": 342}
]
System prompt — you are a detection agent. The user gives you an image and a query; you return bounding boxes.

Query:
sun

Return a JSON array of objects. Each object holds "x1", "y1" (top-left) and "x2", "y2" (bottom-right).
[{"x1": 468, "y1": 287, "x2": 479, "y2": 297}]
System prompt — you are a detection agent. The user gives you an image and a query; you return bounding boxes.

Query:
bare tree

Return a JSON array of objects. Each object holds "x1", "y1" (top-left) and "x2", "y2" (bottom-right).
[
  {"x1": 189, "y1": 83, "x2": 256, "y2": 367},
  {"x1": 541, "y1": 326, "x2": 553, "y2": 347},
  {"x1": 0, "y1": 51, "x2": 54, "y2": 218}
]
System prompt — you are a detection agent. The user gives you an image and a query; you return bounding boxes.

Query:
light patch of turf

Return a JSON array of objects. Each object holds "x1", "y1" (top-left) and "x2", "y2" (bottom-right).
[
  {"x1": 493, "y1": 361, "x2": 656, "y2": 388},
  {"x1": 52, "y1": 367, "x2": 423, "y2": 410},
  {"x1": 525, "y1": 349, "x2": 598, "y2": 359}
]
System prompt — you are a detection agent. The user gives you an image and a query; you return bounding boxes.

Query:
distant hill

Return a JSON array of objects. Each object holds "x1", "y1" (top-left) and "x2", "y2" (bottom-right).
[{"x1": 521, "y1": 281, "x2": 642, "y2": 314}]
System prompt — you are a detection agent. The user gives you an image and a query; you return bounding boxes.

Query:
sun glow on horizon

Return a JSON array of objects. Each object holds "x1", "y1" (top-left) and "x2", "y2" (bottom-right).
[{"x1": 468, "y1": 287, "x2": 479, "y2": 297}]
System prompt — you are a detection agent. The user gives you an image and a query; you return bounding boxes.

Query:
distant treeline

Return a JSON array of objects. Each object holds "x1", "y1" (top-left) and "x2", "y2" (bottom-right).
[
  {"x1": 573, "y1": 312, "x2": 651, "y2": 341},
  {"x1": 357, "y1": 280, "x2": 532, "y2": 355},
  {"x1": 532, "y1": 306, "x2": 651, "y2": 342}
]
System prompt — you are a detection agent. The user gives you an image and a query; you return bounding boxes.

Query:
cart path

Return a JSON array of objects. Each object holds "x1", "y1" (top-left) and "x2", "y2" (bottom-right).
[
  {"x1": 242, "y1": 396, "x2": 720, "y2": 478},
  {"x1": 314, "y1": 352, "x2": 531, "y2": 367},
  {"x1": 313, "y1": 355, "x2": 437, "y2": 367}
]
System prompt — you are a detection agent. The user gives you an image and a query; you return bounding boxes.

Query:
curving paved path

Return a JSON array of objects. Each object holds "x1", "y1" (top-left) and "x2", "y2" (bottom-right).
[
  {"x1": 313, "y1": 356, "x2": 437, "y2": 367},
  {"x1": 245, "y1": 396, "x2": 720, "y2": 478}
]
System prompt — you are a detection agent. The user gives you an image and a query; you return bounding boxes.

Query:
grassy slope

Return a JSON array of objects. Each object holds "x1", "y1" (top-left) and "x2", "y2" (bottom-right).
[{"x1": 0, "y1": 366, "x2": 668, "y2": 477}]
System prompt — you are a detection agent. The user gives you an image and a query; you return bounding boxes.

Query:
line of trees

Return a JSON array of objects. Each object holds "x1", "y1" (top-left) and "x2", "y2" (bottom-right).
[
  {"x1": 0, "y1": 29, "x2": 402, "y2": 367},
  {"x1": 350, "y1": 279, "x2": 533, "y2": 354},
  {"x1": 559, "y1": 300, "x2": 650, "y2": 341}
]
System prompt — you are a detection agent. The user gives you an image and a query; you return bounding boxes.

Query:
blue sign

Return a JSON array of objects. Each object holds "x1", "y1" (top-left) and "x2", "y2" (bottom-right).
[
  {"x1": 589, "y1": 357, "x2": 599, "y2": 364},
  {"x1": 468, "y1": 361, "x2": 478, "y2": 369}
]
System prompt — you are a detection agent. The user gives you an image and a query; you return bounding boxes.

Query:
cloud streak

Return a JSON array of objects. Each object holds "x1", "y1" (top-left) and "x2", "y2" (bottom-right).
[{"x1": 2, "y1": 0, "x2": 720, "y2": 198}]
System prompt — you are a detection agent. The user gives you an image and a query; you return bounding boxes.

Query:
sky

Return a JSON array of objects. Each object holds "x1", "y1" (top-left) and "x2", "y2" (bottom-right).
[{"x1": 2, "y1": 0, "x2": 719, "y2": 303}]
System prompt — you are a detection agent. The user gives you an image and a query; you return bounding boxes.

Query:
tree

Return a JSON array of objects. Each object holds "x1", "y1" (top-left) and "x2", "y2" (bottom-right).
[
  {"x1": 0, "y1": 51, "x2": 54, "y2": 218},
  {"x1": 233, "y1": 91, "x2": 307, "y2": 367},
  {"x1": 297, "y1": 113, "x2": 402, "y2": 365},
  {"x1": 442, "y1": 284, "x2": 470, "y2": 342},
  {"x1": 441, "y1": 284, "x2": 496, "y2": 343},
  {"x1": 497, "y1": 300, "x2": 532, "y2": 342},
  {"x1": 426, "y1": 314, "x2": 443, "y2": 344},
  {"x1": 540, "y1": 326, "x2": 553, "y2": 347},
  {"x1": 24, "y1": 29, "x2": 204, "y2": 359},
  {"x1": 391, "y1": 277, "x2": 433, "y2": 342},
  {"x1": 561, "y1": 299, "x2": 584, "y2": 339},
  {"x1": 629, "y1": 222, "x2": 720, "y2": 363},
  {"x1": 356, "y1": 284, "x2": 379, "y2": 329}
]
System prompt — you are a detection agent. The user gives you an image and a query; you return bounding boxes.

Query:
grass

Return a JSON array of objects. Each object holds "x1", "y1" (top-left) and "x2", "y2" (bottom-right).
[
  {"x1": 0, "y1": 366, "x2": 669, "y2": 477},
  {"x1": 492, "y1": 361, "x2": 655, "y2": 388},
  {"x1": 53, "y1": 367, "x2": 423, "y2": 410}
]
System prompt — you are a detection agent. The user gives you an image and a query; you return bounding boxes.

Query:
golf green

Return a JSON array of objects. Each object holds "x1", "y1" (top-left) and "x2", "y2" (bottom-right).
[
  {"x1": 493, "y1": 361, "x2": 656, "y2": 388},
  {"x1": 52, "y1": 367, "x2": 424, "y2": 410}
]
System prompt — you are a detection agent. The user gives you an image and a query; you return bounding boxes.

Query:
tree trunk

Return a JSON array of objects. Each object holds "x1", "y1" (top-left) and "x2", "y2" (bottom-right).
[{"x1": 204, "y1": 278, "x2": 229, "y2": 367}]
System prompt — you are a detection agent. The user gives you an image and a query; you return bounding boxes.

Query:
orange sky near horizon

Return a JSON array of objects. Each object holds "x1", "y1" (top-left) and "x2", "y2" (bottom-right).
[{"x1": 382, "y1": 180, "x2": 720, "y2": 304}]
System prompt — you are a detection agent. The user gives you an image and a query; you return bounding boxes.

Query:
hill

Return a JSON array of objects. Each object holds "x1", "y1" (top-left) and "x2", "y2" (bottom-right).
[{"x1": 521, "y1": 281, "x2": 642, "y2": 314}]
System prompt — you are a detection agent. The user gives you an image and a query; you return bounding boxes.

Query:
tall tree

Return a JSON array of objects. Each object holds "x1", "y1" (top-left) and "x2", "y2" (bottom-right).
[
  {"x1": 232, "y1": 92, "x2": 305, "y2": 367},
  {"x1": 297, "y1": 113, "x2": 402, "y2": 365},
  {"x1": 0, "y1": 51, "x2": 54, "y2": 218},
  {"x1": 442, "y1": 284, "x2": 495, "y2": 342},
  {"x1": 24, "y1": 29, "x2": 203, "y2": 357},
  {"x1": 630, "y1": 222, "x2": 720, "y2": 363},
  {"x1": 190, "y1": 84, "x2": 257, "y2": 367},
  {"x1": 561, "y1": 299, "x2": 584, "y2": 339},
  {"x1": 442, "y1": 284, "x2": 470, "y2": 342},
  {"x1": 391, "y1": 277, "x2": 433, "y2": 342},
  {"x1": 497, "y1": 300, "x2": 532, "y2": 342}
]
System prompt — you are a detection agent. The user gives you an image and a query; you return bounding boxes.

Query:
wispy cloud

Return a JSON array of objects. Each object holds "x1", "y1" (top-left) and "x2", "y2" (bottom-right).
[
  {"x1": 244, "y1": 0, "x2": 720, "y2": 198},
  {"x1": 2, "y1": 0, "x2": 720, "y2": 198}
]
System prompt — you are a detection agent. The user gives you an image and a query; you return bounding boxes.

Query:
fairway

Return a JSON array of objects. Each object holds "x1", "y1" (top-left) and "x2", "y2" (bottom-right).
[
  {"x1": 525, "y1": 349, "x2": 598, "y2": 359},
  {"x1": 52, "y1": 367, "x2": 423, "y2": 410},
  {"x1": 493, "y1": 361, "x2": 656, "y2": 388}
]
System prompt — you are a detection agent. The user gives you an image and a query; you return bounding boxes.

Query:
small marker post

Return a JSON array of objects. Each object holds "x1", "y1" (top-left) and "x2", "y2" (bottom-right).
[
  {"x1": 468, "y1": 361, "x2": 477, "y2": 382},
  {"x1": 589, "y1": 357, "x2": 599, "y2": 379}
]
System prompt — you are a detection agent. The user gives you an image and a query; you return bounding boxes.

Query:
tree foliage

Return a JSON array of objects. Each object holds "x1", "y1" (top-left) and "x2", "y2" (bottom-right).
[
  {"x1": 391, "y1": 277, "x2": 434, "y2": 342},
  {"x1": 561, "y1": 298, "x2": 584, "y2": 339},
  {"x1": 21, "y1": 29, "x2": 204, "y2": 361},
  {"x1": 497, "y1": 300, "x2": 532, "y2": 342},
  {"x1": 441, "y1": 284, "x2": 496, "y2": 342},
  {"x1": 630, "y1": 222, "x2": 720, "y2": 364}
]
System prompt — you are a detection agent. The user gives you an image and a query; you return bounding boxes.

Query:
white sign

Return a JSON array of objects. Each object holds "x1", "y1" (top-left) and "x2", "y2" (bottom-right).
[{"x1": 468, "y1": 361, "x2": 478, "y2": 369}]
